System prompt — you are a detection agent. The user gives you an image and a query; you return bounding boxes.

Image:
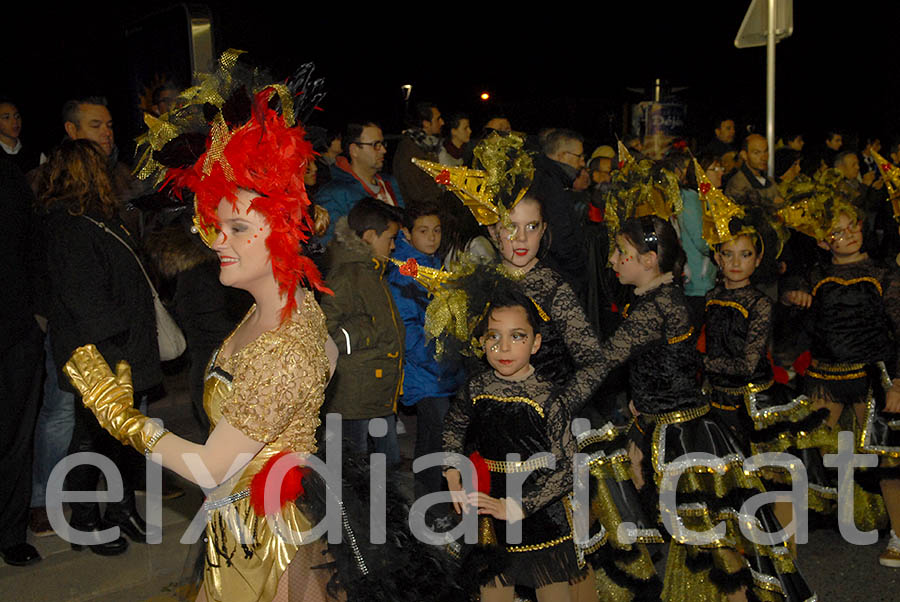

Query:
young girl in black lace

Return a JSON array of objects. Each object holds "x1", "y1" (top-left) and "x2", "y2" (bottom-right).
[
  {"x1": 443, "y1": 284, "x2": 600, "y2": 602},
  {"x1": 603, "y1": 216, "x2": 813, "y2": 602},
  {"x1": 781, "y1": 209, "x2": 900, "y2": 567},
  {"x1": 488, "y1": 195, "x2": 660, "y2": 599},
  {"x1": 488, "y1": 196, "x2": 601, "y2": 389},
  {"x1": 705, "y1": 229, "x2": 831, "y2": 556}
]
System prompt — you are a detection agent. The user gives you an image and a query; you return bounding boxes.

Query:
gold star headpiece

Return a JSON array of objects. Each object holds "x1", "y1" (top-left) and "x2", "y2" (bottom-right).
[
  {"x1": 869, "y1": 148, "x2": 900, "y2": 221},
  {"x1": 777, "y1": 170, "x2": 859, "y2": 242},
  {"x1": 693, "y1": 158, "x2": 746, "y2": 247},
  {"x1": 603, "y1": 141, "x2": 682, "y2": 241},
  {"x1": 412, "y1": 131, "x2": 534, "y2": 236}
]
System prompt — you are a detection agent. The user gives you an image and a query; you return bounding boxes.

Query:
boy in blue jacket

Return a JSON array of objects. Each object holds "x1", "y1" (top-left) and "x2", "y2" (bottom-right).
[{"x1": 387, "y1": 203, "x2": 463, "y2": 504}]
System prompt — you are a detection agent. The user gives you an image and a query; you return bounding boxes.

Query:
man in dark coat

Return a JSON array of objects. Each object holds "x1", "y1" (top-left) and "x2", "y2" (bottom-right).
[
  {"x1": 0, "y1": 156, "x2": 44, "y2": 566},
  {"x1": 529, "y1": 128, "x2": 588, "y2": 296}
]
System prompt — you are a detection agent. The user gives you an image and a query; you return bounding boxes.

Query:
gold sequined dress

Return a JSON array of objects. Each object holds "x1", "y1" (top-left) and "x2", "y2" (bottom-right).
[{"x1": 200, "y1": 291, "x2": 332, "y2": 602}]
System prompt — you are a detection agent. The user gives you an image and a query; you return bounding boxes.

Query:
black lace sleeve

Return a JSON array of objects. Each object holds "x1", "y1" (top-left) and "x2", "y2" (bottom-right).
[
  {"x1": 520, "y1": 397, "x2": 575, "y2": 517},
  {"x1": 594, "y1": 296, "x2": 666, "y2": 377},
  {"x1": 442, "y1": 383, "x2": 473, "y2": 462},
  {"x1": 704, "y1": 294, "x2": 773, "y2": 377},
  {"x1": 549, "y1": 279, "x2": 603, "y2": 371}
]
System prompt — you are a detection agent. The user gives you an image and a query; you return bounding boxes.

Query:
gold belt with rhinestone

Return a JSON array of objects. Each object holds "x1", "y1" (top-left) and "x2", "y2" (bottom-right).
[
  {"x1": 484, "y1": 455, "x2": 551, "y2": 473},
  {"x1": 710, "y1": 379, "x2": 774, "y2": 395},
  {"x1": 642, "y1": 404, "x2": 710, "y2": 425}
]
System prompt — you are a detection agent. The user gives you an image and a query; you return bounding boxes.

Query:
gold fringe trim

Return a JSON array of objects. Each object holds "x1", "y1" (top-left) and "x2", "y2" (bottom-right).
[
  {"x1": 472, "y1": 394, "x2": 544, "y2": 418},
  {"x1": 705, "y1": 299, "x2": 749, "y2": 319},
  {"x1": 811, "y1": 275, "x2": 882, "y2": 297},
  {"x1": 668, "y1": 327, "x2": 694, "y2": 345},
  {"x1": 506, "y1": 532, "x2": 572, "y2": 553}
]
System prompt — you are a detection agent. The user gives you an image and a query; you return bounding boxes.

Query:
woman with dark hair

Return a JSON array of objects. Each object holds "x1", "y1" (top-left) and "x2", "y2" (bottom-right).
[
  {"x1": 37, "y1": 138, "x2": 161, "y2": 556},
  {"x1": 438, "y1": 113, "x2": 471, "y2": 167}
]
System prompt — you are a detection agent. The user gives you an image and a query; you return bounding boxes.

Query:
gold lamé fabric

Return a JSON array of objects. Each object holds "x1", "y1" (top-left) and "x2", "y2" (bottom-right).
[{"x1": 201, "y1": 290, "x2": 330, "y2": 602}]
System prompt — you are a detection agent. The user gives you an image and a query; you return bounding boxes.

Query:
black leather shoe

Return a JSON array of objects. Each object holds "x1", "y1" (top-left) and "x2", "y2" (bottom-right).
[
  {"x1": 0, "y1": 543, "x2": 41, "y2": 566},
  {"x1": 104, "y1": 511, "x2": 147, "y2": 543},
  {"x1": 69, "y1": 521, "x2": 129, "y2": 556}
]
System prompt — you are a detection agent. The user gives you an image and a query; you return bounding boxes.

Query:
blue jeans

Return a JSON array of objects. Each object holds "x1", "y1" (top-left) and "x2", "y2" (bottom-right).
[
  {"x1": 341, "y1": 415, "x2": 400, "y2": 468},
  {"x1": 31, "y1": 335, "x2": 75, "y2": 508}
]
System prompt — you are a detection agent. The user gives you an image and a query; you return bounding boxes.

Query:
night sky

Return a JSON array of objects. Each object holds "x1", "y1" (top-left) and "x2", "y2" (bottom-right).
[{"x1": 8, "y1": 1, "x2": 900, "y2": 155}]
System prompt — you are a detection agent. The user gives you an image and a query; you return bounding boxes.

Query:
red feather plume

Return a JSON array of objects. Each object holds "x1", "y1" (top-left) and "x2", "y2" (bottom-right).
[
  {"x1": 250, "y1": 450, "x2": 308, "y2": 517},
  {"x1": 469, "y1": 451, "x2": 491, "y2": 495}
]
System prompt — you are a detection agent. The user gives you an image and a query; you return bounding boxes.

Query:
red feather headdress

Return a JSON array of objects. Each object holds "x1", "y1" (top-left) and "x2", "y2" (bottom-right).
[{"x1": 135, "y1": 50, "x2": 330, "y2": 322}]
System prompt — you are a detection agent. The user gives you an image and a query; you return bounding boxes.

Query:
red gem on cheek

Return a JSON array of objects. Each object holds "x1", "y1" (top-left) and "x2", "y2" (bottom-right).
[
  {"x1": 435, "y1": 170, "x2": 451, "y2": 185},
  {"x1": 883, "y1": 164, "x2": 892, "y2": 171},
  {"x1": 699, "y1": 182, "x2": 712, "y2": 195}
]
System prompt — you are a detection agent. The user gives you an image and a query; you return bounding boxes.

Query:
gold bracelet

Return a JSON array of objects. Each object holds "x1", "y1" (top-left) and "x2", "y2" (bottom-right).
[{"x1": 144, "y1": 428, "x2": 170, "y2": 458}]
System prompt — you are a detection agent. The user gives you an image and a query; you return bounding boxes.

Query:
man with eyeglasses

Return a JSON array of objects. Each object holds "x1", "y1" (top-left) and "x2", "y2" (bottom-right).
[
  {"x1": 314, "y1": 121, "x2": 403, "y2": 243},
  {"x1": 529, "y1": 128, "x2": 588, "y2": 297},
  {"x1": 392, "y1": 102, "x2": 444, "y2": 209}
]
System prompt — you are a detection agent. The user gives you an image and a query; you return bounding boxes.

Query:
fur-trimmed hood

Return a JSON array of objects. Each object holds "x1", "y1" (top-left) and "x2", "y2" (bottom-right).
[{"x1": 327, "y1": 216, "x2": 386, "y2": 273}]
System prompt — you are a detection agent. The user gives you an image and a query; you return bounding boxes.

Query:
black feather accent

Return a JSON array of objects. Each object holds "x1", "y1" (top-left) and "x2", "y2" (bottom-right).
[
  {"x1": 285, "y1": 62, "x2": 327, "y2": 124},
  {"x1": 153, "y1": 133, "x2": 208, "y2": 168},
  {"x1": 202, "y1": 102, "x2": 218, "y2": 123},
  {"x1": 221, "y1": 85, "x2": 252, "y2": 128}
]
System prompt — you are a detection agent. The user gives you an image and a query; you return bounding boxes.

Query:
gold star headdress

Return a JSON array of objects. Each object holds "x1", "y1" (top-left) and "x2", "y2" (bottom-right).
[
  {"x1": 778, "y1": 170, "x2": 859, "y2": 242},
  {"x1": 412, "y1": 131, "x2": 534, "y2": 236},
  {"x1": 693, "y1": 158, "x2": 746, "y2": 246},
  {"x1": 603, "y1": 141, "x2": 683, "y2": 240},
  {"x1": 869, "y1": 148, "x2": 900, "y2": 221}
]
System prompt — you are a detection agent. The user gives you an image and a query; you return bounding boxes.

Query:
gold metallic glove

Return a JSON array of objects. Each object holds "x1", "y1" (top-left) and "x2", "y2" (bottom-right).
[{"x1": 64, "y1": 344, "x2": 166, "y2": 454}]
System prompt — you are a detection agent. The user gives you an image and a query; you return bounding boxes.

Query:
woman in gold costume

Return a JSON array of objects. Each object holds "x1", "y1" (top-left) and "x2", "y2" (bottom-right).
[{"x1": 62, "y1": 52, "x2": 344, "y2": 601}]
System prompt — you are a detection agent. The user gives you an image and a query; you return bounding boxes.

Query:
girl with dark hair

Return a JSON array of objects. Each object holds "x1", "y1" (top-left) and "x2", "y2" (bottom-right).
[
  {"x1": 443, "y1": 281, "x2": 601, "y2": 602},
  {"x1": 488, "y1": 195, "x2": 601, "y2": 386},
  {"x1": 600, "y1": 215, "x2": 814, "y2": 602}
]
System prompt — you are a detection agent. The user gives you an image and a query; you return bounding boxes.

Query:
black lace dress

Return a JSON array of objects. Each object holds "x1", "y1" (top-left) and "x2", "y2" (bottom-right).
[
  {"x1": 704, "y1": 284, "x2": 826, "y2": 453},
  {"x1": 443, "y1": 356, "x2": 602, "y2": 590},
  {"x1": 521, "y1": 263, "x2": 601, "y2": 395},
  {"x1": 790, "y1": 258, "x2": 900, "y2": 525},
  {"x1": 523, "y1": 263, "x2": 658, "y2": 599},
  {"x1": 599, "y1": 280, "x2": 814, "y2": 602}
]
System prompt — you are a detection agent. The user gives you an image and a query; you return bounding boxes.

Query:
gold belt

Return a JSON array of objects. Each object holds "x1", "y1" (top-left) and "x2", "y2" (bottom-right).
[
  {"x1": 484, "y1": 455, "x2": 551, "y2": 473},
  {"x1": 710, "y1": 380, "x2": 774, "y2": 395},
  {"x1": 807, "y1": 361, "x2": 867, "y2": 381},
  {"x1": 642, "y1": 404, "x2": 710, "y2": 425}
]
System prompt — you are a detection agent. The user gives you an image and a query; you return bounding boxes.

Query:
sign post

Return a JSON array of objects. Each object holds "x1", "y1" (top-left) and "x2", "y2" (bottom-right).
[{"x1": 735, "y1": 0, "x2": 794, "y2": 178}]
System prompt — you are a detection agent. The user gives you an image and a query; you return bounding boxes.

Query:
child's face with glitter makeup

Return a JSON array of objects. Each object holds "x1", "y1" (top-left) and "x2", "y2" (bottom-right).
[
  {"x1": 481, "y1": 305, "x2": 541, "y2": 380},
  {"x1": 491, "y1": 198, "x2": 547, "y2": 272},
  {"x1": 610, "y1": 234, "x2": 644, "y2": 286}
]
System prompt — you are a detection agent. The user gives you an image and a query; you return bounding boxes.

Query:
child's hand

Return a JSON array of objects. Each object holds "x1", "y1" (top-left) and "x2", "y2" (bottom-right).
[
  {"x1": 445, "y1": 468, "x2": 469, "y2": 514},
  {"x1": 468, "y1": 493, "x2": 524, "y2": 523},
  {"x1": 781, "y1": 290, "x2": 812, "y2": 309},
  {"x1": 886, "y1": 380, "x2": 900, "y2": 414}
]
